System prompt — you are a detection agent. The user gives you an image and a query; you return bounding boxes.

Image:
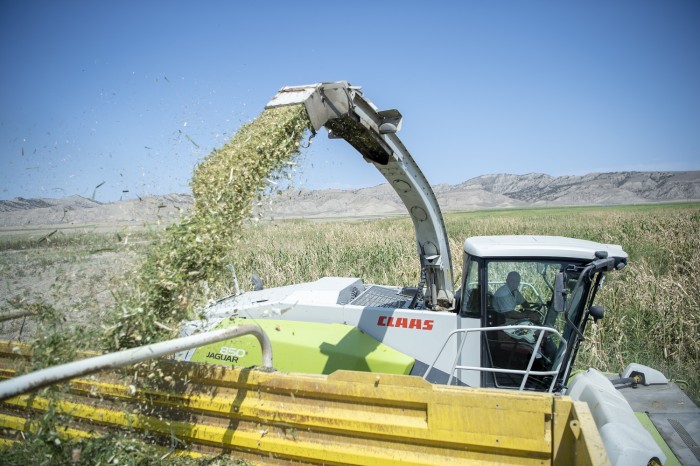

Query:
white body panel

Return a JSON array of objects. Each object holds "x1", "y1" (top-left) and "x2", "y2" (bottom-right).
[
  {"x1": 185, "y1": 277, "x2": 482, "y2": 386},
  {"x1": 465, "y1": 235, "x2": 628, "y2": 261}
]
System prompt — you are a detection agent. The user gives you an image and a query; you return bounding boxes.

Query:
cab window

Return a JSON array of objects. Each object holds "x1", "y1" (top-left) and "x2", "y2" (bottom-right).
[{"x1": 460, "y1": 255, "x2": 481, "y2": 317}]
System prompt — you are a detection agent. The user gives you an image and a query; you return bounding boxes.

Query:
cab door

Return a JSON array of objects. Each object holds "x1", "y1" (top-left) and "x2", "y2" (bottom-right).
[{"x1": 456, "y1": 254, "x2": 485, "y2": 387}]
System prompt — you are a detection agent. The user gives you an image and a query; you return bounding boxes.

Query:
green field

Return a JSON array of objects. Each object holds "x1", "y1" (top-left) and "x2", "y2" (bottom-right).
[
  {"x1": 1, "y1": 202, "x2": 698, "y2": 399},
  {"x1": 0, "y1": 203, "x2": 700, "y2": 400},
  {"x1": 1, "y1": 202, "x2": 699, "y2": 464}
]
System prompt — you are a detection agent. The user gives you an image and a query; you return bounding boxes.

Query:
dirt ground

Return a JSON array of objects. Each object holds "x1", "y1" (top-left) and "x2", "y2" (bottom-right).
[{"x1": 0, "y1": 227, "x2": 152, "y2": 342}]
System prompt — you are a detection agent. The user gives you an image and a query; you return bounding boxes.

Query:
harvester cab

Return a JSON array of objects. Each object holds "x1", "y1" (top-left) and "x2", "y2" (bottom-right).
[{"x1": 457, "y1": 235, "x2": 627, "y2": 391}]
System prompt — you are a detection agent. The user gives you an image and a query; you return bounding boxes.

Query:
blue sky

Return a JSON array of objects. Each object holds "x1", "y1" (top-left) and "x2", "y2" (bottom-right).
[{"x1": 1, "y1": 1, "x2": 699, "y2": 202}]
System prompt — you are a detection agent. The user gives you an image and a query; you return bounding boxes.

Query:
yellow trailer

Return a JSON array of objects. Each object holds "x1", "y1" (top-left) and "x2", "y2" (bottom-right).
[{"x1": 0, "y1": 341, "x2": 607, "y2": 465}]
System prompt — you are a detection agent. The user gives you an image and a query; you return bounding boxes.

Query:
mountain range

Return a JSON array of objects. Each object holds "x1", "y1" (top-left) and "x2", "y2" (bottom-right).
[
  {"x1": 1, "y1": 171, "x2": 698, "y2": 228},
  {"x1": 263, "y1": 171, "x2": 700, "y2": 219}
]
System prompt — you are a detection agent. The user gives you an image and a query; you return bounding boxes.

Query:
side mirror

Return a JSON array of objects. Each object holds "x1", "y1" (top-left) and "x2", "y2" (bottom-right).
[
  {"x1": 589, "y1": 305, "x2": 604, "y2": 323},
  {"x1": 553, "y1": 272, "x2": 565, "y2": 313}
]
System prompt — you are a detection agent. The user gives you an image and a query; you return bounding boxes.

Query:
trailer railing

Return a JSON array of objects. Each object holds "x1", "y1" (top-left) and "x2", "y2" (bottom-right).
[
  {"x1": 423, "y1": 325, "x2": 566, "y2": 392},
  {"x1": 0, "y1": 324, "x2": 273, "y2": 401}
]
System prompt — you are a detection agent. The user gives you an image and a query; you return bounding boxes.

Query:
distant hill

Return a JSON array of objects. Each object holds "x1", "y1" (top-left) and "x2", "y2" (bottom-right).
[
  {"x1": 1, "y1": 171, "x2": 698, "y2": 228},
  {"x1": 456, "y1": 172, "x2": 700, "y2": 204},
  {"x1": 263, "y1": 171, "x2": 700, "y2": 218},
  {"x1": 0, "y1": 194, "x2": 192, "y2": 229}
]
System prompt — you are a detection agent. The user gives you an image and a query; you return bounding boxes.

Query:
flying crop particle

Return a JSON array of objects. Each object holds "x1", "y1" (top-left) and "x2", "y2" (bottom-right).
[
  {"x1": 107, "y1": 104, "x2": 312, "y2": 349},
  {"x1": 184, "y1": 134, "x2": 200, "y2": 148},
  {"x1": 91, "y1": 181, "x2": 106, "y2": 200}
]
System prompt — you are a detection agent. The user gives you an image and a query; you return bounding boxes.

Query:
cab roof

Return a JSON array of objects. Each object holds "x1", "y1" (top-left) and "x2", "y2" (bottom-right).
[{"x1": 463, "y1": 235, "x2": 628, "y2": 262}]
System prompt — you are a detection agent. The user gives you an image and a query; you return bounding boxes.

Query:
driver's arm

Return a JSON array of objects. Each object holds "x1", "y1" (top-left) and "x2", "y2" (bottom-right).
[
  {"x1": 503, "y1": 306, "x2": 540, "y2": 322},
  {"x1": 494, "y1": 288, "x2": 540, "y2": 322}
]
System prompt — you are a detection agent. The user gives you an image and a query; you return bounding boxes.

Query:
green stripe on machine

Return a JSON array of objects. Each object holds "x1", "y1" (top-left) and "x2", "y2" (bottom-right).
[{"x1": 189, "y1": 317, "x2": 415, "y2": 375}]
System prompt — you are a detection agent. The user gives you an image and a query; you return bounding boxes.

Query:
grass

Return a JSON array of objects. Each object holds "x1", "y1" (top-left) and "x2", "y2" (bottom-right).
[
  {"x1": 2, "y1": 431, "x2": 250, "y2": 466},
  {"x1": 4, "y1": 203, "x2": 696, "y2": 393}
]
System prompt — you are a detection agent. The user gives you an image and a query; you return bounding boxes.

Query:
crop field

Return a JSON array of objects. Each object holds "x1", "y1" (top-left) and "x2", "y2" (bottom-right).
[
  {"x1": 1, "y1": 201, "x2": 698, "y2": 464},
  {"x1": 1, "y1": 203, "x2": 698, "y2": 394}
]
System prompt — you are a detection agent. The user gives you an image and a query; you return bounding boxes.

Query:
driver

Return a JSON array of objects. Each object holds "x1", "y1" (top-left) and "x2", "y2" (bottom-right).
[{"x1": 493, "y1": 271, "x2": 540, "y2": 322}]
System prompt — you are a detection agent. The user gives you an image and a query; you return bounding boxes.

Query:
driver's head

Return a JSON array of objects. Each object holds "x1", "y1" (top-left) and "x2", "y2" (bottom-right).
[{"x1": 506, "y1": 271, "x2": 521, "y2": 291}]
